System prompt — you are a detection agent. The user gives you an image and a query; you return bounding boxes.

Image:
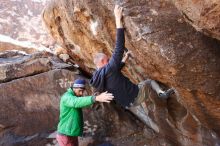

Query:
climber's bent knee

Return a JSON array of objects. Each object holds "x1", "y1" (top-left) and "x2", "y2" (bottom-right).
[
  {"x1": 139, "y1": 79, "x2": 152, "y2": 86},
  {"x1": 129, "y1": 79, "x2": 152, "y2": 107}
]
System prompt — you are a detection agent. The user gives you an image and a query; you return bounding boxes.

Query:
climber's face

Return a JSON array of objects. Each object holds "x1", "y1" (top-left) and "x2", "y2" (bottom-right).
[
  {"x1": 101, "y1": 55, "x2": 109, "y2": 66},
  {"x1": 94, "y1": 53, "x2": 109, "y2": 69}
]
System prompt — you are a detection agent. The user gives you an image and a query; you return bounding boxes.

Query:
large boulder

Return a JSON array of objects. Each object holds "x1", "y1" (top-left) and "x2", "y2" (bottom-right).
[
  {"x1": 0, "y1": 50, "x2": 150, "y2": 146},
  {"x1": 42, "y1": 0, "x2": 220, "y2": 145},
  {"x1": 0, "y1": 51, "x2": 71, "y2": 83},
  {"x1": 0, "y1": 51, "x2": 76, "y2": 145},
  {"x1": 0, "y1": 69, "x2": 75, "y2": 146},
  {"x1": 172, "y1": 0, "x2": 220, "y2": 40}
]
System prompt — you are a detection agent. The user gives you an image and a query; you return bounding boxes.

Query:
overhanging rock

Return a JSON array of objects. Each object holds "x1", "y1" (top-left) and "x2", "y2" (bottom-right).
[{"x1": 42, "y1": 0, "x2": 220, "y2": 145}]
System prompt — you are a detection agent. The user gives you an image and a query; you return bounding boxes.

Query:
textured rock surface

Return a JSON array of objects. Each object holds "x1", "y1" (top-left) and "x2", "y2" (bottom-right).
[
  {"x1": 0, "y1": 50, "x2": 151, "y2": 146},
  {"x1": 173, "y1": 0, "x2": 220, "y2": 40},
  {"x1": 43, "y1": 0, "x2": 220, "y2": 145},
  {"x1": 0, "y1": 51, "x2": 71, "y2": 83},
  {"x1": 0, "y1": 0, "x2": 54, "y2": 47},
  {"x1": 0, "y1": 41, "x2": 38, "y2": 54},
  {"x1": 0, "y1": 50, "x2": 76, "y2": 145},
  {"x1": 0, "y1": 69, "x2": 75, "y2": 146}
]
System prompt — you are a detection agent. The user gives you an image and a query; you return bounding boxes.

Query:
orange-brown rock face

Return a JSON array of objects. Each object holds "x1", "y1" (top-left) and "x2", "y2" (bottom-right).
[
  {"x1": 42, "y1": 0, "x2": 220, "y2": 145},
  {"x1": 173, "y1": 0, "x2": 220, "y2": 40}
]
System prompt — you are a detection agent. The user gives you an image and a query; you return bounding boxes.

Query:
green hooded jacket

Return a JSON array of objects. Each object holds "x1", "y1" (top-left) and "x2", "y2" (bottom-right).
[{"x1": 57, "y1": 88, "x2": 94, "y2": 136}]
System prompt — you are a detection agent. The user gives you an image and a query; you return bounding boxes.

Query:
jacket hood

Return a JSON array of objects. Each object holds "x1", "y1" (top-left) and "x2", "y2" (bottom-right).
[{"x1": 67, "y1": 88, "x2": 75, "y2": 95}]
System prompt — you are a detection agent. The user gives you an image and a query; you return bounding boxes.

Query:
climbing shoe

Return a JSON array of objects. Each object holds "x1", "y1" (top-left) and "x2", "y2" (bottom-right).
[{"x1": 159, "y1": 88, "x2": 175, "y2": 99}]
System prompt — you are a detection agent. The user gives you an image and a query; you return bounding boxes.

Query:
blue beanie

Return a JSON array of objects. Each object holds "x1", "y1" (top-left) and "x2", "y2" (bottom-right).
[{"x1": 72, "y1": 79, "x2": 86, "y2": 88}]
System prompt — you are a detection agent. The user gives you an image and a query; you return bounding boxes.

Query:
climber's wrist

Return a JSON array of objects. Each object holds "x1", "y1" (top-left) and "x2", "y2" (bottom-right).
[{"x1": 116, "y1": 21, "x2": 123, "y2": 28}]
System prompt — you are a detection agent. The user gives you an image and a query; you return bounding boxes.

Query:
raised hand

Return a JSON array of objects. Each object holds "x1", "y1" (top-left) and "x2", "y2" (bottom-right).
[
  {"x1": 114, "y1": 5, "x2": 123, "y2": 28},
  {"x1": 122, "y1": 51, "x2": 132, "y2": 62},
  {"x1": 114, "y1": 5, "x2": 123, "y2": 19}
]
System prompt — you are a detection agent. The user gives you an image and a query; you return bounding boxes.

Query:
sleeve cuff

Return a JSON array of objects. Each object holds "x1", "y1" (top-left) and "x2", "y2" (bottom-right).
[
  {"x1": 121, "y1": 62, "x2": 125, "y2": 66},
  {"x1": 117, "y1": 28, "x2": 124, "y2": 31},
  {"x1": 91, "y1": 96, "x2": 96, "y2": 103}
]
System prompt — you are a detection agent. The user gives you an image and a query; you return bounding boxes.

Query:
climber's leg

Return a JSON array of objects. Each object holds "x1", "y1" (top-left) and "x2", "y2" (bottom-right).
[
  {"x1": 131, "y1": 79, "x2": 151, "y2": 106},
  {"x1": 150, "y1": 80, "x2": 164, "y2": 95},
  {"x1": 150, "y1": 80, "x2": 175, "y2": 99},
  {"x1": 130, "y1": 79, "x2": 175, "y2": 107}
]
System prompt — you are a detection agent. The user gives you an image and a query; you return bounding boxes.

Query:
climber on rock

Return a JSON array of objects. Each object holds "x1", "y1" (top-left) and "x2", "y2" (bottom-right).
[
  {"x1": 56, "y1": 79, "x2": 114, "y2": 146},
  {"x1": 90, "y1": 5, "x2": 175, "y2": 109}
]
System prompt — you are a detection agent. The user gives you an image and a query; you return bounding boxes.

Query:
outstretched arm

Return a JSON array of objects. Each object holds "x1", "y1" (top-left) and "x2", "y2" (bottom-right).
[
  {"x1": 108, "y1": 5, "x2": 125, "y2": 70},
  {"x1": 63, "y1": 92, "x2": 114, "y2": 108}
]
